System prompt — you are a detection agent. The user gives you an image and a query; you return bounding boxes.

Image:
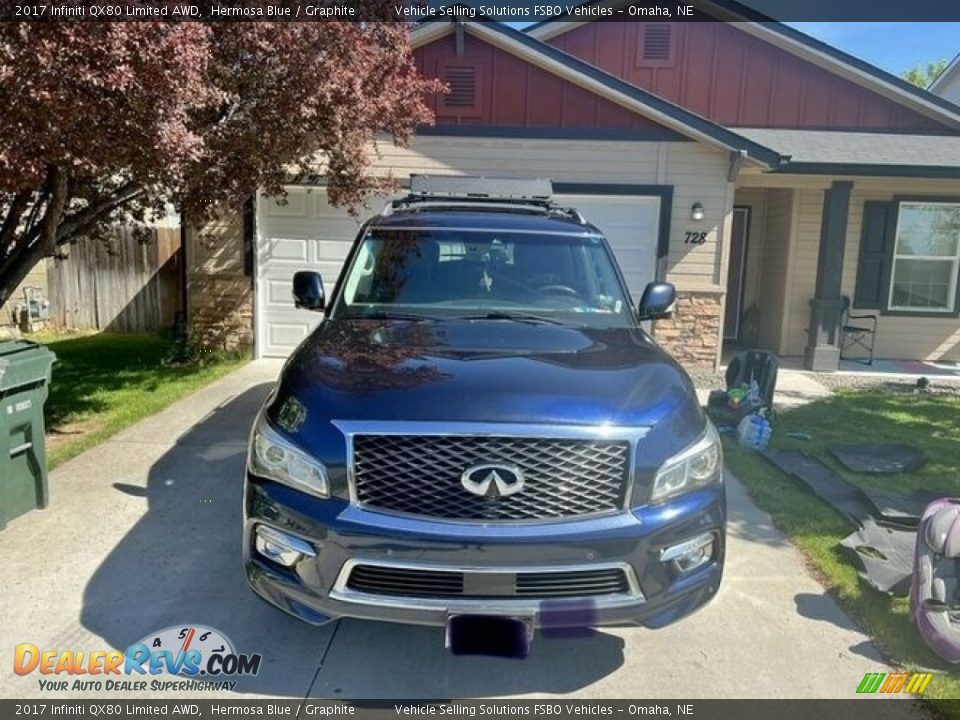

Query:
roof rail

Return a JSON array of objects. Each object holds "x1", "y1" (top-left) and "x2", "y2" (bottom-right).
[
  {"x1": 382, "y1": 176, "x2": 591, "y2": 226},
  {"x1": 409, "y1": 175, "x2": 553, "y2": 201}
]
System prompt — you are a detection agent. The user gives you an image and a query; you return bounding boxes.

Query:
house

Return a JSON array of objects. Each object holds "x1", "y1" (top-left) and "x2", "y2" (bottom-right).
[
  {"x1": 931, "y1": 54, "x2": 960, "y2": 105},
  {"x1": 186, "y1": 2, "x2": 960, "y2": 370}
]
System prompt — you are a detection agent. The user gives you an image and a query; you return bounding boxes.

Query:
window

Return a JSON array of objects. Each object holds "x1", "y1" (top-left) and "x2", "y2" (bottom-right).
[{"x1": 888, "y1": 202, "x2": 960, "y2": 312}]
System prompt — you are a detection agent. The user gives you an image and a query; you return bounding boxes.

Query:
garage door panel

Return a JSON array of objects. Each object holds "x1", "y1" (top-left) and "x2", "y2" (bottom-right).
[
  {"x1": 266, "y1": 277, "x2": 297, "y2": 305},
  {"x1": 262, "y1": 192, "x2": 310, "y2": 218},
  {"x1": 267, "y1": 322, "x2": 313, "y2": 350},
  {"x1": 260, "y1": 237, "x2": 310, "y2": 263}
]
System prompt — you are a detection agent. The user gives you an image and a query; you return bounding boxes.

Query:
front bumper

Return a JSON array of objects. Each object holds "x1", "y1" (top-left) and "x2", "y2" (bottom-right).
[{"x1": 244, "y1": 474, "x2": 726, "y2": 630}]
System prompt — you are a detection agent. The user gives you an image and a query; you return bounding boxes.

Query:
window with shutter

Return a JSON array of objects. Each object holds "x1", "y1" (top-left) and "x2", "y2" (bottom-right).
[
  {"x1": 888, "y1": 202, "x2": 960, "y2": 313},
  {"x1": 853, "y1": 201, "x2": 893, "y2": 309},
  {"x1": 637, "y1": 24, "x2": 674, "y2": 66}
]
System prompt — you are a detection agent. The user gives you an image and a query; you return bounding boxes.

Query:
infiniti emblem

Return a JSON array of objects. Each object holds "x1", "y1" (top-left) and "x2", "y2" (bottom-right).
[{"x1": 460, "y1": 463, "x2": 525, "y2": 498}]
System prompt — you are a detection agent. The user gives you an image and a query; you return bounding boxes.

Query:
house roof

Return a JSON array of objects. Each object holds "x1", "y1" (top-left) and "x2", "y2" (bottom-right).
[
  {"x1": 525, "y1": 0, "x2": 960, "y2": 130},
  {"x1": 736, "y1": 128, "x2": 960, "y2": 179},
  {"x1": 410, "y1": 17, "x2": 785, "y2": 167},
  {"x1": 930, "y1": 54, "x2": 960, "y2": 96}
]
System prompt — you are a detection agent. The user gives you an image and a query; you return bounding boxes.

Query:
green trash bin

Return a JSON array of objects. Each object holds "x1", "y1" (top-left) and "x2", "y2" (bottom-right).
[{"x1": 0, "y1": 340, "x2": 56, "y2": 530}]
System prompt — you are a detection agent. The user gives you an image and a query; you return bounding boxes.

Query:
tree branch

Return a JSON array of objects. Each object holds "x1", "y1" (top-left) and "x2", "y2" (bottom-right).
[
  {"x1": 0, "y1": 190, "x2": 32, "y2": 251},
  {"x1": 55, "y1": 182, "x2": 144, "y2": 245}
]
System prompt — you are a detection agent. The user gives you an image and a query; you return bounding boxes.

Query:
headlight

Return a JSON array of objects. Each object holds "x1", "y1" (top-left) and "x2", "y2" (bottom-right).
[
  {"x1": 651, "y1": 423, "x2": 722, "y2": 503},
  {"x1": 249, "y1": 414, "x2": 329, "y2": 498}
]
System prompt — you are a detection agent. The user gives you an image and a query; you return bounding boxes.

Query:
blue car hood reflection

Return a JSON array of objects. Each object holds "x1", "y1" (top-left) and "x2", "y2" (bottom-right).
[{"x1": 278, "y1": 318, "x2": 703, "y2": 430}]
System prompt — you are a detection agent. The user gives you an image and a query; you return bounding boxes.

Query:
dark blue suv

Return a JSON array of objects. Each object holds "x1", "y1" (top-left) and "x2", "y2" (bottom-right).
[{"x1": 244, "y1": 178, "x2": 725, "y2": 644}]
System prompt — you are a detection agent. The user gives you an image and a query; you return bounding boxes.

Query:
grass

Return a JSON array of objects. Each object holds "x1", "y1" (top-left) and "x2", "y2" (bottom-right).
[
  {"x1": 33, "y1": 331, "x2": 248, "y2": 468},
  {"x1": 723, "y1": 388, "x2": 960, "y2": 701}
]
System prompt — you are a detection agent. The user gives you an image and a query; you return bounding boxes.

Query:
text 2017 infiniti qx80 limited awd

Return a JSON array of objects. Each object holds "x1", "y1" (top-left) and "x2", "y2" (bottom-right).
[{"x1": 244, "y1": 177, "x2": 725, "y2": 652}]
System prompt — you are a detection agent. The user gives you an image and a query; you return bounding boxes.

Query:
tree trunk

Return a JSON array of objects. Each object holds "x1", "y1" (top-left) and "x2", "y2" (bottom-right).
[
  {"x1": 0, "y1": 234, "x2": 54, "y2": 307},
  {"x1": 0, "y1": 167, "x2": 67, "y2": 306},
  {"x1": 0, "y1": 173, "x2": 142, "y2": 306}
]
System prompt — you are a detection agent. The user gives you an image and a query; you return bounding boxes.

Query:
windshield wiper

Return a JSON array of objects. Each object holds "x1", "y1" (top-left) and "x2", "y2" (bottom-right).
[
  {"x1": 456, "y1": 311, "x2": 566, "y2": 326},
  {"x1": 354, "y1": 311, "x2": 440, "y2": 322}
]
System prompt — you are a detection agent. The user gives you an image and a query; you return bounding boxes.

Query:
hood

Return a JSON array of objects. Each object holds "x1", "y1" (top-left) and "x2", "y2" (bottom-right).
[{"x1": 276, "y1": 318, "x2": 703, "y2": 431}]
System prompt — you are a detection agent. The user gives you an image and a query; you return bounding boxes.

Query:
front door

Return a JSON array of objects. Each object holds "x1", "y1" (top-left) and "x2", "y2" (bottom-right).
[{"x1": 724, "y1": 206, "x2": 750, "y2": 340}]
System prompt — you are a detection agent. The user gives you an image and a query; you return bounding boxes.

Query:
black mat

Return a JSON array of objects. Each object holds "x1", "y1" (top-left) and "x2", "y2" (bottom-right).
[
  {"x1": 763, "y1": 448, "x2": 932, "y2": 596},
  {"x1": 829, "y1": 443, "x2": 926, "y2": 474},
  {"x1": 859, "y1": 486, "x2": 940, "y2": 526},
  {"x1": 840, "y1": 518, "x2": 916, "y2": 597},
  {"x1": 762, "y1": 449, "x2": 874, "y2": 526}
]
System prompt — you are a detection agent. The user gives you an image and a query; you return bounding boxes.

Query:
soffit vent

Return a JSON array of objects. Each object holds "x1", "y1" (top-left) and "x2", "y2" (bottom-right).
[
  {"x1": 642, "y1": 24, "x2": 673, "y2": 62},
  {"x1": 444, "y1": 66, "x2": 477, "y2": 108}
]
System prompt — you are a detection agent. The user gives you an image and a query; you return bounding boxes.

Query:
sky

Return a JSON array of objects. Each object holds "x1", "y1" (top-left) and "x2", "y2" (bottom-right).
[{"x1": 787, "y1": 23, "x2": 960, "y2": 77}]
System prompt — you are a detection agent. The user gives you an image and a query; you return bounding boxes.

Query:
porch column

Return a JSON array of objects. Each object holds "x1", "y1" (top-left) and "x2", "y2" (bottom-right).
[{"x1": 803, "y1": 180, "x2": 853, "y2": 372}]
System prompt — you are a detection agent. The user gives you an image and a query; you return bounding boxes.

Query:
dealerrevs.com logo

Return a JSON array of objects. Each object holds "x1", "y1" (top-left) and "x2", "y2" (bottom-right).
[{"x1": 14, "y1": 625, "x2": 262, "y2": 692}]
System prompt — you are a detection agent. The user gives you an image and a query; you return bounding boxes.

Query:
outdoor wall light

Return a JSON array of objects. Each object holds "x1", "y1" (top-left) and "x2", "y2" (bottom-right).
[{"x1": 691, "y1": 203, "x2": 705, "y2": 221}]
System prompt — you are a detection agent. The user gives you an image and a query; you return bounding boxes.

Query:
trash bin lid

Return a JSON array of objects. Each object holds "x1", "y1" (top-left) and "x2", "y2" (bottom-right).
[{"x1": 0, "y1": 340, "x2": 56, "y2": 391}]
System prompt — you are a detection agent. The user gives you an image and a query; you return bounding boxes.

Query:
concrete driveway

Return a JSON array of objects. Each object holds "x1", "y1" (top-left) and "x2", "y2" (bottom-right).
[{"x1": 0, "y1": 361, "x2": 889, "y2": 699}]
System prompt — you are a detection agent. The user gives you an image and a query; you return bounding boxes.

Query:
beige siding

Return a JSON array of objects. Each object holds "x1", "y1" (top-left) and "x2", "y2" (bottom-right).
[
  {"x1": 755, "y1": 189, "x2": 795, "y2": 353},
  {"x1": 780, "y1": 179, "x2": 960, "y2": 362},
  {"x1": 372, "y1": 137, "x2": 733, "y2": 291}
]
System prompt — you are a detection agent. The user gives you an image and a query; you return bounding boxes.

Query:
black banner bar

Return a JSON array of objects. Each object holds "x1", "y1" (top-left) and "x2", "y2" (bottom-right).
[
  {"x1": 4, "y1": 0, "x2": 960, "y2": 22},
  {"x1": 1, "y1": 700, "x2": 956, "y2": 720}
]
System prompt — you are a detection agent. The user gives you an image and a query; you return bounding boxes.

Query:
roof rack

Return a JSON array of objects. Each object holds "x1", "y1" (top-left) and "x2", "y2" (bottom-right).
[
  {"x1": 382, "y1": 176, "x2": 588, "y2": 225},
  {"x1": 410, "y1": 175, "x2": 553, "y2": 201}
]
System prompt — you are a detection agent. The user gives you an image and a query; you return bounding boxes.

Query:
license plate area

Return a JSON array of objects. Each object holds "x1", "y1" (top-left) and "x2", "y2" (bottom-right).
[{"x1": 445, "y1": 614, "x2": 534, "y2": 659}]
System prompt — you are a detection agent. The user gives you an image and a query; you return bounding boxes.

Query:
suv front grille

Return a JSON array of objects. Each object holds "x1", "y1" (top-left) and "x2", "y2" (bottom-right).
[
  {"x1": 345, "y1": 564, "x2": 632, "y2": 599},
  {"x1": 351, "y1": 435, "x2": 630, "y2": 521}
]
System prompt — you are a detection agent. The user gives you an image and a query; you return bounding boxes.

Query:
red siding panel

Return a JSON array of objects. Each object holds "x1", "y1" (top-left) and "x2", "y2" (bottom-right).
[
  {"x1": 550, "y1": 19, "x2": 947, "y2": 131},
  {"x1": 416, "y1": 33, "x2": 668, "y2": 131}
]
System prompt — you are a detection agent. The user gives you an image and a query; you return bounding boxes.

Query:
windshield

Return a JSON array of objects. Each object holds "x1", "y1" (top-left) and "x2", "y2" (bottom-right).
[{"x1": 333, "y1": 228, "x2": 635, "y2": 328}]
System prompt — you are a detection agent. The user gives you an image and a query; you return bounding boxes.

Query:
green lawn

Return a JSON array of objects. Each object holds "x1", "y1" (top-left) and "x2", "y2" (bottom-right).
[
  {"x1": 723, "y1": 388, "x2": 960, "y2": 700},
  {"x1": 36, "y1": 331, "x2": 248, "y2": 468}
]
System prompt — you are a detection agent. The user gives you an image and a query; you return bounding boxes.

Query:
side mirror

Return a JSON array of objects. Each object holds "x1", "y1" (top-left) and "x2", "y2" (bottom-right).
[
  {"x1": 293, "y1": 271, "x2": 325, "y2": 312},
  {"x1": 637, "y1": 282, "x2": 676, "y2": 321}
]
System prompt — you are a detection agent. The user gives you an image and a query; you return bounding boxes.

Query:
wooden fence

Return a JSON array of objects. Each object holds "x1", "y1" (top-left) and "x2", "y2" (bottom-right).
[{"x1": 47, "y1": 225, "x2": 183, "y2": 332}]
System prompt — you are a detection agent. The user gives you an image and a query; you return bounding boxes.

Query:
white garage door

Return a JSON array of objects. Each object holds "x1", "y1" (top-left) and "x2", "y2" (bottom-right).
[
  {"x1": 255, "y1": 187, "x2": 661, "y2": 358},
  {"x1": 555, "y1": 194, "x2": 661, "y2": 305},
  {"x1": 255, "y1": 188, "x2": 381, "y2": 358}
]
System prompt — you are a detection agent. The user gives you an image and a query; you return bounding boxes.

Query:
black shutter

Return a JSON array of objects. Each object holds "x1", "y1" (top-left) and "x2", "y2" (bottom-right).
[{"x1": 854, "y1": 201, "x2": 894, "y2": 309}]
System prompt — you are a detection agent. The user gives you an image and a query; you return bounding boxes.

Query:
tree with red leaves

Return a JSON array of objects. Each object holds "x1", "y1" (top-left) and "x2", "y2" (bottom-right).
[{"x1": 0, "y1": 18, "x2": 439, "y2": 304}]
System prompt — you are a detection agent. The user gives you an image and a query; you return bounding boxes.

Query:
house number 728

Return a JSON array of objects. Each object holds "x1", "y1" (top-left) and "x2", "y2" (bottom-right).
[{"x1": 684, "y1": 231, "x2": 708, "y2": 245}]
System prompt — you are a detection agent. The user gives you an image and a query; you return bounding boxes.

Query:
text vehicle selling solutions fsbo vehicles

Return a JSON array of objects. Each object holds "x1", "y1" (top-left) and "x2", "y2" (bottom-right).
[{"x1": 244, "y1": 177, "x2": 725, "y2": 656}]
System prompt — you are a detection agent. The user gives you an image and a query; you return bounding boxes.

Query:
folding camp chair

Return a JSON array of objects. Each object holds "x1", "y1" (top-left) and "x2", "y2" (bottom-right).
[{"x1": 839, "y1": 295, "x2": 877, "y2": 365}]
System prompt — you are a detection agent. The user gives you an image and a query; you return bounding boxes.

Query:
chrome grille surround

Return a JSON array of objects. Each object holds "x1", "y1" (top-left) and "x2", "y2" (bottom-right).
[
  {"x1": 334, "y1": 421, "x2": 648, "y2": 522},
  {"x1": 331, "y1": 559, "x2": 644, "y2": 611}
]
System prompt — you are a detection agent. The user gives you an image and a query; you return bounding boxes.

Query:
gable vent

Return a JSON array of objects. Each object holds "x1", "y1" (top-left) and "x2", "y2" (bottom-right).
[
  {"x1": 642, "y1": 24, "x2": 673, "y2": 62},
  {"x1": 443, "y1": 66, "x2": 477, "y2": 108}
]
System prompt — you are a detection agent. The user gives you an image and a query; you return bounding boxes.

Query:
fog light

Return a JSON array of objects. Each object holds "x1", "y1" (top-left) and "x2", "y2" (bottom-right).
[
  {"x1": 255, "y1": 525, "x2": 316, "y2": 568},
  {"x1": 661, "y1": 533, "x2": 715, "y2": 573}
]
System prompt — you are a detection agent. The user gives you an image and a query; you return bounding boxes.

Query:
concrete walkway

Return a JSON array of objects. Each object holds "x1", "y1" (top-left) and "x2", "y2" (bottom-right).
[{"x1": 0, "y1": 361, "x2": 885, "y2": 700}]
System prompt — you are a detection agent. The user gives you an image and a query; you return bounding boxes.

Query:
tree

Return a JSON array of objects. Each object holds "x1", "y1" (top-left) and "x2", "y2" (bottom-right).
[
  {"x1": 901, "y1": 59, "x2": 949, "y2": 88},
  {"x1": 0, "y1": 17, "x2": 441, "y2": 304}
]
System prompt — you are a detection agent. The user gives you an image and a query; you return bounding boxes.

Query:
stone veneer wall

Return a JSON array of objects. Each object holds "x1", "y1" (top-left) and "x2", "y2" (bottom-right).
[
  {"x1": 186, "y1": 211, "x2": 253, "y2": 351},
  {"x1": 652, "y1": 290, "x2": 723, "y2": 368}
]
